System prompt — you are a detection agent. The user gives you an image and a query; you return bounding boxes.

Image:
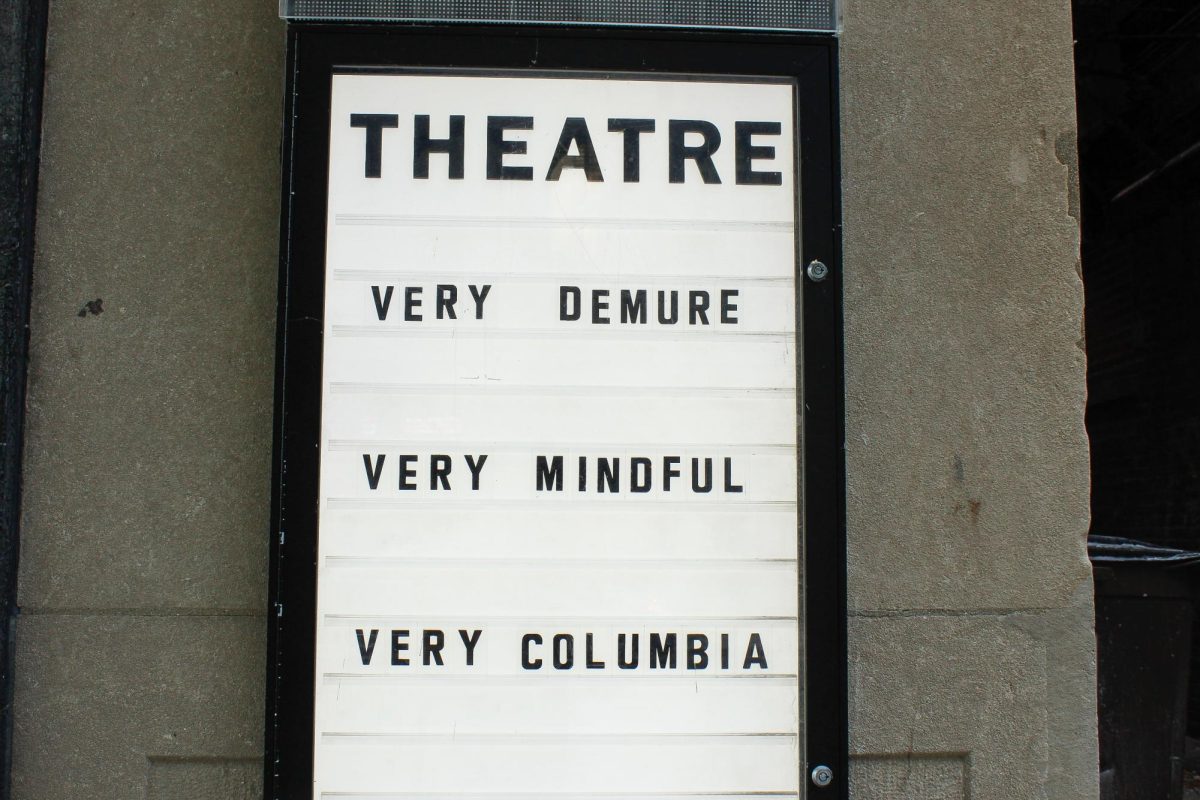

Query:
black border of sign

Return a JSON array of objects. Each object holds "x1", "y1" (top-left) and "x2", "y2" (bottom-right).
[
  {"x1": 0, "y1": 3, "x2": 49, "y2": 798},
  {"x1": 266, "y1": 24, "x2": 846, "y2": 800}
]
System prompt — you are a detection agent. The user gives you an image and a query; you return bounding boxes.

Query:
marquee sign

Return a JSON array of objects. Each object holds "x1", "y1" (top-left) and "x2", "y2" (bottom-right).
[{"x1": 268, "y1": 26, "x2": 844, "y2": 800}]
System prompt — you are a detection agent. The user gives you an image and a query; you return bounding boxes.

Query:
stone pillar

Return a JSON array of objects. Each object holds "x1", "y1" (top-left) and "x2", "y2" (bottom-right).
[{"x1": 841, "y1": 1, "x2": 1096, "y2": 798}]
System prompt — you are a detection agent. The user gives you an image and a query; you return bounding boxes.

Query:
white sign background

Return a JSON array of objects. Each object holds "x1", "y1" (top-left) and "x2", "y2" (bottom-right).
[{"x1": 315, "y1": 72, "x2": 801, "y2": 800}]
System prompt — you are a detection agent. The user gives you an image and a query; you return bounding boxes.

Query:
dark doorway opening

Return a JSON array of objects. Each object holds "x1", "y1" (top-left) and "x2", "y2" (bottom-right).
[{"x1": 1073, "y1": 1, "x2": 1200, "y2": 797}]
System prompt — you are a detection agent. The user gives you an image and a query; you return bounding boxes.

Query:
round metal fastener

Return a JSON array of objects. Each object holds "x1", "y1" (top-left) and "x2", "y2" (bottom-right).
[
  {"x1": 806, "y1": 260, "x2": 829, "y2": 282},
  {"x1": 810, "y1": 765, "x2": 834, "y2": 788}
]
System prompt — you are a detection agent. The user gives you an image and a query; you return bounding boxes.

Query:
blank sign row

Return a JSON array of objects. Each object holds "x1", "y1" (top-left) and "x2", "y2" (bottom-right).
[
  {"x1": 317, "y1": 678, "x2": 800, "y2": 734},
  {"x1": 322, "y1": 337, "x2": 796, "y2": 390},
  {"x1": 315, "y1": 737, "x2": 800, "y2": 795},
  {"x1": 316, "y1": 507, "x2": 798, "y2": 560},
  {"x1": 321, "y1": 391, "x2": 798, "y2": 444},
  {"x1": 316, "y1": 562, "x2": 799, "y2": 618}
]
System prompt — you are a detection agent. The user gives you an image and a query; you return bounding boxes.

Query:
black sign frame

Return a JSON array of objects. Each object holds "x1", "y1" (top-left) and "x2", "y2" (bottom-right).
[{"x1": 267, "y1": 23, "x2": 846, "y2": 800}]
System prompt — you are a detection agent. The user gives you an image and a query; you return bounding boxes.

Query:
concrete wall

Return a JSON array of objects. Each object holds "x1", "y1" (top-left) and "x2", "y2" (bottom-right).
[
  {"x1": 840, "y1": 2, "x2": 1096, "y2": 797},
  {"x1": 12, "y1": 1, "x2": 1095, "y2": 798},
  {"x1": 13, "y1": 2, "x2": 281, "y2": 797}
]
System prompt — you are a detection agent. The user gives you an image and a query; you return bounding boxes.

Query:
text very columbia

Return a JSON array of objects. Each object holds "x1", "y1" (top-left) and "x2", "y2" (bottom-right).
[{"x1": 350, "y1": 627, "x2": 774, "y2": 672}]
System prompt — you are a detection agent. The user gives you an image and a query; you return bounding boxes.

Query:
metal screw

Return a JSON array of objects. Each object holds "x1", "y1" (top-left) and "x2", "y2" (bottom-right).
[
  {"x1": 806, "y1": 260, "x2": 829, "y2": 282},
  {"x1": 810, "y1": 765, "x2": 834, "y2": 788}
]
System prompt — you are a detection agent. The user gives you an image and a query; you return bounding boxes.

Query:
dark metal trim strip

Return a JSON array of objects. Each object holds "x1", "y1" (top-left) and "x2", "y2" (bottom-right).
[
  {"x1": 279, "y1": 0, "x2": 838, "y2": 34},
  {"x1": 0, "y1": 2, "x2": 49, "y2": 798}
]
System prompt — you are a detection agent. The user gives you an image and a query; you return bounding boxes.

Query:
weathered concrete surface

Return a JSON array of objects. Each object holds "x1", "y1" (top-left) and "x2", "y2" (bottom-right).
[
  {"x1": 18, "y1": 0, "x2": 281, "y2": 612},
  {"x1": 147, "y1": 757, "x2": 262, "y2": 800},
  {"x1": 13, "y1": 1, "x2": 282, "y2": 797},
  {"x1": 847, "y1": 589, "x2": 1098, "y2": 799},
  {"x1": 849, "y1": 611, "x2": 1049, "y2": 799},
  {"x1": 841, "y1": 0, "x2": 1090, "y2": 613},
  {"x1": 12, "y1": 0, "x2": 1096, "y2": 798},
  {"x1": 841, "y1": 0, "x2": 1096, "y2": 797},
  {"x1": 12, "y1": 616, "x2": 263, "y2": 799},
  {"x1": 849, "y1": 755, "x2": 966, "y2": 800}
]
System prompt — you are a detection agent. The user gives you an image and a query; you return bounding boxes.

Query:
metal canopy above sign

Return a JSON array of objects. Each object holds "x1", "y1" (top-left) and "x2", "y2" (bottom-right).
[{"x1": 278, "y1": 0, "x2": 839, "y2": 33}]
